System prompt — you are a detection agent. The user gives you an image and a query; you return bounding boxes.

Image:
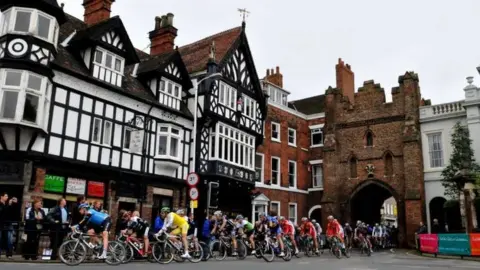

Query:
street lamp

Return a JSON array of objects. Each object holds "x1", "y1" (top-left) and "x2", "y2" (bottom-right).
[{"x1": 191, "y1": 72, "x2": 222, "y2": 172}]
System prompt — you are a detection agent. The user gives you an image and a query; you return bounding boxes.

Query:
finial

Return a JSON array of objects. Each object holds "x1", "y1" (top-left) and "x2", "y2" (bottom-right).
[
  {"x1": 467, "y1": 76, "x2": 474, "y2": 85},
  {"x1": 61, "y1": 3, "x2": 65, "y2": 9},
  {"x1": 237, "y1": 8, "x2": 250, "y2": 24},
  {"x1": 209, "y1": 41, "x2": 216, "y2": 61}
]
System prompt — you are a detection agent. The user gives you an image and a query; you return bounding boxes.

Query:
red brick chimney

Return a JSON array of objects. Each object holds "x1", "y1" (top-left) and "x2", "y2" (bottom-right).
[
  {"x1": 336, "y1": 58, "x2": 355, "y2": 103},
  {"x1": 149, "y1": 14, "x2": 178, "y2": 56},
  {"x1": 83, "y1": 0, "x2": 115, "y2": 26},
  {"x1": 265, "y1": 66, "x2": 283, "y2": 88}
]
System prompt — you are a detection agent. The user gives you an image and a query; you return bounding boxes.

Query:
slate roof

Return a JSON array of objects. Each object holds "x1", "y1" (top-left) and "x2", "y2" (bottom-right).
[
  {"x1": 288, "y1": 95, "x2": 326, "y2": 115},
  {"x1": 42, "y1": 0, "x2": 61, "y2": 7},
  {"x1": 53, "y1": 14, "x2": 193, "y2": 118},
  {"x1": 178, "y1": 27, "x2": 242, "y2": 74}
]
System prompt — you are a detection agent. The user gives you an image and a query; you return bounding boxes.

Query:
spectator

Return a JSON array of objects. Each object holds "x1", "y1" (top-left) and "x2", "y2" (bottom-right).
[
  {"x1": 93, "y1": 201, "x2": 102, "y2": 212},
  {"x1": 431, "y1": 218, "x2": 444, "y2": 234},
  {"x1": 24, "y1": 200, "x2": 45, "y2": 260},
  {"x1": 0, "y1": 192, "x2": 18, "y2": 259},
  {"x1": 153, "y1": 210, "x2": 163, "y2": 233},
  {"x1": 46, "y1": 198, "x2": 68, "y2": 260},
  {"x1": 417, "y1": 222, "x2": 427, "y2": 234},
  {"x1": 115, "y1": 209, "x2": 128, "y2": 236},
  {"x1": 390, "y1": 225, "x2": 398, "y2": 248},
  {"x1": 71, "y1": 195, "x2": 85, "y2": 225}
]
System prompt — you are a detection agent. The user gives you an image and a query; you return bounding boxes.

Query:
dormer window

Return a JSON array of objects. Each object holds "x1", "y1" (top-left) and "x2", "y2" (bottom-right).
[
  {"x1": 92, "y1": 47, "x2": 124, "y2": 87},
  {"x1": 158, "y1": 78, "x2": 182, "y2": 110},
  {"x1": 1, "y1": 7, "x2": 59, "y2": 44}
]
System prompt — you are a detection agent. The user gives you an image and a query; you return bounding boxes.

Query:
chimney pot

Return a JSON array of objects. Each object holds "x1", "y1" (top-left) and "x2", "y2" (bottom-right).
[
  {"x1": 266, "y1": 69, "x2": 270, "y2": 76},
  {"x1": 149, "y1": 13, "x2": 178, "y2": 56},
  {"x1": 265, "y1": 66, "x2": 283, "y2": 88},
  {"x1": 160, "y1": 15, "x2": 167, "y2": 27},
  {"x1": 166, "y1": 13, "x2": 174, "y2": 26},
  {"x1": 155, "y1": 16, "x2": 162, "y2": 30},
  {"x1": 276, "y1": 66, "x2": 280, "y2": 74}
]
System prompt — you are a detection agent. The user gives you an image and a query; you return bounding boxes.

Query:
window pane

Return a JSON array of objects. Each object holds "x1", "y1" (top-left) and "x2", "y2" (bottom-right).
[
  {"x1": 174, "y1": 86, "x2": 180, "y2": 98},
  {"x1": 114, "y1": 59, "x2": 121, "y2": 72},
  {"x1": 14, "y1": 11, "x2": 31, "y2": 32},
  {"x1": 160, "y1": 126, "x2": 168, "y2": 132},
  {"x1": 2, "y1": 11, "x2": 11, "y2": 35},
  {"x1": 167, "y1": 83, "x2": 173, "y2": 94},
  {"x1": 219, "y1": 84, "x2": 225, "y2": 104},
  {"x1": 37, "y1": 14, "x2": 50, "y2": 39},
  {"x1": 103, "y1": 121, "x2": 112, "y2": 144},
  {"x1": 92, "y1": 119, "x2": 101, "y2": 142},
  {"x1": 1, "y1": 91, "x2": 18, "y2": 119},
  {"x1": 105, "y1": 54, "x2": 113, "y2": 68},
  {"x1": 23, "y1": 94, "x2": 39, "y2": 122},
  {"x1": 123, "y1": 129, "x2": 131, "y2": 149},
  {"x1": 158, "y1": 135, "x2": 167, "y2": 155},
  {"x1": 159, "y1": 80, "x2": 165, "y2": 92},
  {"x1": 5, "y1": 71, "x2": 22, "y2": 86},
  {"x1": 171, "y1": 128, "x2": 179, "y2": 135},
  {"x1": 312, "y1": 133, "x2": 323, "y2": 145},
  {"x1": 94, "y1": 51, "x2": 103, "y2": 64},
  {"x1": 27, "y1": 74, "x2": 42, "y2": 91},
  {"x1": 170, "y1": 137, "x2": 178, "y2": 157}
]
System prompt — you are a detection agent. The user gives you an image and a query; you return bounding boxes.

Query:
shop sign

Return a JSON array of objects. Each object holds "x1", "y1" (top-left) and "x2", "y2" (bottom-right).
[
  {"x1": 88, "y1": 181, "x2": 105, "y2": 198},
  {"x1": 44, "y1": 174, "x2": 65, "y2": 193},
  {"x1": 66, "y1": 178, "x2": 86, "y2": 195},
  {"x1": 129, "y1": 130, "x2": 144, "y2": 154}
]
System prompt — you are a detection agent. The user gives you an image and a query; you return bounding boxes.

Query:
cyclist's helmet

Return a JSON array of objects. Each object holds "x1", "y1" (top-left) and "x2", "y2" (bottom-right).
[
  {"x1": 78, "y1": 203, "x2": 89, "y2": 210},
  {"x1": 301, "y1": 217, "x2": 308, "y2": 222},
  {"x1": 160, "y1": 207, "x2": 170, "y2": 213},
  {"x1": 278, "y1": 216, "x2": 285, "y2": 221},
  {"x1": 258, "y1": 212, "x2": 266, "y2": 218},
  {"x1": 311, "y1": 219, "x2": 317, "y2": 223},
  {"x1": 213, "y1": 210, "x2": 222, "y2": 217},
  {"x1": 176, "y1": 209, "x2": 185, "y2": 215},
  {"x1": 236, "y1": 215, "x2": 244, "y2": 220}
]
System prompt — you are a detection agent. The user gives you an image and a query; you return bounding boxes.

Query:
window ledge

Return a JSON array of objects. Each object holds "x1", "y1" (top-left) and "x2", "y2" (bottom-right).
[
  {"x1": 91, "y1": 142, "x2": 112, "y2": 148},
  {"x1": 424, "y1": 168, "x2": 444, "y2": 173},
  {"x1": 0, "y1": 120, "x2": 47, "y2": 135},
  {"x1": 288, "y1": 143, "x2": 297, "y2": 147},
  {"x1": 308, "y1": 187, "x2": 324, "y2": 192},
  {"x1": 310, "y1": 144, "x2": 324, "y2": 148},
  {"x1": 154, "y1": 156, "x2": 182, "y2": 176},
  {"x1": 271, "y1": 138, "x2": 281, "y2": 143},
  {"x1": 255, "y1": 182, "x2": 308, "y2": 194}
]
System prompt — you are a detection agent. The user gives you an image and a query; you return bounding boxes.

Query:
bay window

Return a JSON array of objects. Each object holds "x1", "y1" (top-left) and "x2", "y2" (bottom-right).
[
  {"x1": 158, "y1": 78, "x2": 182, "y2": 110},
  {"x1": 157, "y1": 125, "x2": 181, "y2": 159},
  {"x1": 0, "y1": 69, "x2": 50, "y2": 128},
  {"x1": 211, "y1": 123, "x2": 255, "y2": 170},
  {"x1": 1, "y1": 7, "x2": 59, "y2": 44},
  {"x1": 93, "y1": 47, "x2": 125, "y2": 87},
  {"x1": 242, "y1": 95, "x2": 256, "y2": 119},
  {"x1": 219, "y1": 82, "x2": 237, "y2": 110}
]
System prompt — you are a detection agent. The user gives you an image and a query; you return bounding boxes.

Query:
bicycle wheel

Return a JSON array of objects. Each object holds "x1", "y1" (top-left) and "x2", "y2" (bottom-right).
[
  {"x1": 210, "y1": 240, "x2": 227, "y2": 261},
  {"x1": 254, "y1": 241, "x2": 263, "y2": 259},
  {"x1": 123, "y1": 244, "x2": 134, "y2": 263},
  {"x1": 333, "y1": 245, "x2": 341, "y2": 259},
  {"x1": 105, "y1": 240, "x2": 125, "y2": 265},
  {"x1": 147, "y1": 243, "x2": 156, "y2": 263},
  {"x1": 305, "y1": 239, "x2": 314, "y2": 257},
  {"x1": 59, "y1": 240, "x2": 88, "y2": 266},
  {"x1": 199, "y1": 241, "x2": 211, "y2": 261},
  {"x1": 187, "y1": 240, "x2": 204, "y2": 263},
  {"x1": 262, "y1": 244, "x2": 275, "y2": 262},
  {"x1": 236, "y1": 240, "x2": 247, "y2": 260},
  {"x1": 152, "y1": 242, "x2": 174, "y2": 264},
  {"x1": 282, "y1": 245, "x2": 292, "y2": 261}
]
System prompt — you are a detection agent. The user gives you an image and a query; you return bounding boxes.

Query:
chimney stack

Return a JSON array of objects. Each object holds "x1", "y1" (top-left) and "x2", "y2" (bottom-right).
[
  {"x1": 149, "y1": 13, "x2": 178, "y2": 56},
  {"x1": 83, "y1": 0, "x2": 115, "y2": 26},
  {"x1": 265, "y1": 66, "x2": 283, "y2": 88},
  {"x1": 335, "y1": 58, "x2": 355, "y2": 103}
]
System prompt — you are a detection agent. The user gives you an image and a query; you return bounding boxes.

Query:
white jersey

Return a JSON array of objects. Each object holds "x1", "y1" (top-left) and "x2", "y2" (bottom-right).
[{"x1": 372, "y1": 226, "x2": 383, "y2": 237}]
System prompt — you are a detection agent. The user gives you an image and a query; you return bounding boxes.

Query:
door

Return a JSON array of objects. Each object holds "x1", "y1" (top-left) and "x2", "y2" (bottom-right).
[{"x1": 151, "y1": 195, "x2": 172, "y2": 225}]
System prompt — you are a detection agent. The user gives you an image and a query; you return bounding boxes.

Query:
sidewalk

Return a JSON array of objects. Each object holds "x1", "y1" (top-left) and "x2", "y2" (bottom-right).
[{"x1": 408, "y1": 250, "x2": 480, "y2": 262}]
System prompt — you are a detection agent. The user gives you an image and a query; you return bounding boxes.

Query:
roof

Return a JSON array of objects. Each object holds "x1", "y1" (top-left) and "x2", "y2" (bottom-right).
[
  {"x1": 42, "y1": 0, "x2": 61, "y2": 7},
  {"x1": 178, "y1": 26, "x2": 242, "y2": 74},
  {"x1": 288, "y1": 95, "x2": 326, "y2": 115},
  {"x1": 137, "y1": 51, "x2": 176, "y2": 74},
  {"x1": 53, "y1": 13, "x2": 192, "y2": 118}
]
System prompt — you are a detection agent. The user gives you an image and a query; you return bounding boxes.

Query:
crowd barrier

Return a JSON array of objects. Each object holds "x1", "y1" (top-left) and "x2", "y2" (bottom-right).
[{"x1": 418, "y1": 233, "x2": 480, "y2": 258}]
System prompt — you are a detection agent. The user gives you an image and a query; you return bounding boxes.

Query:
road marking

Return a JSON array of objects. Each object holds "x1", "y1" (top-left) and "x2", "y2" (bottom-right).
[
  {"x1": 297, "y1": 261, "x2": 310, "y2": 264},
  {"x1": 390, "y1": 265, "x2": 430, "y2": 269}
]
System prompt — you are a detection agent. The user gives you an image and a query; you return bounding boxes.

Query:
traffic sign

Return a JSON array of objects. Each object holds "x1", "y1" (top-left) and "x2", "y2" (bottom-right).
[
  {"x1": 189, "y1": 187, "x2": 199, "y2": 200},
  {"x1": 190, "y1": 200, "x2": 198, "y2": 209},
  {"x1": 186, "y1": 172, "x2": 199, "y2": 187}
]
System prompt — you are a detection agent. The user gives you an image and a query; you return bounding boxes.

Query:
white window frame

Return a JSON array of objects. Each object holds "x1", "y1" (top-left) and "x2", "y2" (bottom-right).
[
  {"x1": 159, "y1": 78, "x2": 182, "y2": 100},
  {"x1": 311, "y1": 128, "x2": 324, "y2": 147},
  {"x1": 271, "y1": 122, "x2": 280, "y2": 142},
  {"x1": 1, "y1": 7, "x2": 59, "y2": 44},
  {"x1": 281, "y1": 93, "x2": 288, "y2": 106},
  {"x1": 255, "y1": 153, "x2": 264, "y2": 183},
  {"x1": 102, "y1": 120, "x2": 112, "y2": 145},
  {"x1": 253, "y1": 203, "x2": 267, "y2": 224},
  {"x1": 271, "y1": 156, "x2": 281, "y2": 186},
  {"x1": 0, "y1": 69, "x2": 49, "y2": 128},
  {"x1": 312, "y1": 164, "x2": 323, "y2": 188},
  {"x1": 288, "y1": 160, "x2": 297, "y2": 188},
  {"x1": 91, "y1": 118, "x2": 103, "y2": 144},
  {"x1": 270, "y1": 201, "x2": 281, "y2": 216},
  {"x1": 427, "y1": 132, "x2": 444, "y2": 168},
  {"x1": 288, "y1": 203, "x2": 297, "y2": 225},
  {"x1": 288, "y1": 128, "x2": 296, "y2": 147},
  {"x1": 269, "y1": 86, "x2": 276, "y2": 103},
  {"x1": 219, "y1": 82, "x2": 237, "y2": 110},
  {"x1": 242, "y1": 94, "x2": 256, "y2": 119},
  {"x1": 93, "y1": 47, "x2": 125, "y2": 75},
  {"x1": 123, "y1": 127, "x2": 133, "y2": 150},
  {"x1": 157, "y1": 124, "x2": 181, "y2": 160},
  {"x1": 211, "y1": 122, "x2": 255, "y2": 170}
]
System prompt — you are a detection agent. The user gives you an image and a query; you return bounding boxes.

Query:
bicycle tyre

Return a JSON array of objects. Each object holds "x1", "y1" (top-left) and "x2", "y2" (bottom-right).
[
  {"x1": 187, "y1": 241, "x2": 204, "y2": 263},
  {"x1": 105, "y1": 240, "x2": 126, "y2": 265},
  {"x1": 254, "y1": 241, "x2": 263, "y2": 259},
  {"x1": 152, "y1": 241, "x2": 174, "y2": 264},
  {"x1": 123, "y1": 244, "x2": 134, "y2": 263},
  {"x1": 282, "y1": 245, "x2": 292, "y2": 261},
  {"x1": 210, "y1": 240, "x2": 227, "y2": 261},
  {"x1": 199, "y1": 241, "x2": 211, "y2": 261},
  {"x1": 236, "y1": 240, "x2": 247, "y2": 260},
  {"x1": 59, "y1": 239, "x2": 87, "y2": 266},
  {"x1": 262, "y1": 244, "x2": 275, "y2": 262}
]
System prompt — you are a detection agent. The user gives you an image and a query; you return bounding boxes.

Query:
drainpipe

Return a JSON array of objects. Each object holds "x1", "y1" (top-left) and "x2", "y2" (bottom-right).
[{"x1": 140, "y1": 105, "x2": 154, "y2": 214}]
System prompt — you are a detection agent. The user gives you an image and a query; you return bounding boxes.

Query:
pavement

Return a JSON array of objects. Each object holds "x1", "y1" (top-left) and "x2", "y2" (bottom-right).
[{"x1": 1, "y1": 250, "x2": 479, "y2": 270}]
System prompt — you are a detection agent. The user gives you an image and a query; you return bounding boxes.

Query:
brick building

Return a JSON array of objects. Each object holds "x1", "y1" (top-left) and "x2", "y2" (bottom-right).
[
  {"x1": 320, "y1": 58, "x2": 425, "y2": 247},
  {"x1": 252, "y1": 67, "x2": 325, "y2": 225}
]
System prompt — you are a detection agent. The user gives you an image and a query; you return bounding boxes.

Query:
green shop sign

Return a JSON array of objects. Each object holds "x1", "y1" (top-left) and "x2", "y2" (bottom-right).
[{"x1": 44, "y1": 174, "x2": 65, "y2": 193}]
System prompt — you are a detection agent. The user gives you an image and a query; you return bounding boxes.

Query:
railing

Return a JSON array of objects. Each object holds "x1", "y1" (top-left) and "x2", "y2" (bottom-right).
[{"x1": 420, "y1": 101, "x2": 465, "y2": 119}]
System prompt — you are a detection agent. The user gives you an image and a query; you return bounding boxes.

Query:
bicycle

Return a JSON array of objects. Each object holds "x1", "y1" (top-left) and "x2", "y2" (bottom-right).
[
  {"x1": 328, "y1": 236, "x2": 350, "y2": 259},
  {"x1": 209, "y1": 233, "x2": 247, "y2": 261},
  {"x1": 299, "y1": 235, "x2": 318, "y2": 257},
  {"x1": 117, "y1": 233, "x2": 155, "y2": 263},
  {"x1": 283, "y1": 234, "x2": 301, "y2": 258},
  {"x1": 237, "y1": 232, "x2": 263, "y2": 259},
  {"x1": 357, "y1": 235, "x2": 371, "y2": 256},
  {"x1": 261, "y1": 233, "x2": 292, "y2": 262},
  {"x1": 151, "y1": 231, "x2": 203, "y2": 264},
  {"x1": 59, "y1": 228, "x2": 125, "y2": 266}
]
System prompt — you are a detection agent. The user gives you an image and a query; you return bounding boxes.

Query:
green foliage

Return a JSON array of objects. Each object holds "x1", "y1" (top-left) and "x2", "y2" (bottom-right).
[{"x1": 441, "y1": 122, "x2": 480, "y2": 198}]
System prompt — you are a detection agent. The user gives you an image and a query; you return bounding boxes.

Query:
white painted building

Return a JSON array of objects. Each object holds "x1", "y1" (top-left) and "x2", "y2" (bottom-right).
[{"x1": 420, "y1": 75, "x2": 480, "y2": 232}]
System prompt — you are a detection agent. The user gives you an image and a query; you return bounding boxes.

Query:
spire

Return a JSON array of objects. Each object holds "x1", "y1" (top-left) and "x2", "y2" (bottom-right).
[{"x1": 238, "y1": 8, "x2": 250, "y2": 29}]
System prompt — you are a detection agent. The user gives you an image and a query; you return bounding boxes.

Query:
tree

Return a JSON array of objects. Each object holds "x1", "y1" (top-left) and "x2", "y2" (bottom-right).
[{"x1": 441, "y1": 122, "x2": 480, "y2": 198}]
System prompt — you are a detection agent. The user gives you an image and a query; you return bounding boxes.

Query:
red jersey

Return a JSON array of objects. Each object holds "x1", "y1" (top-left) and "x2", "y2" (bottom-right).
[{"x1": 326, "y1": 220, "x2": 340, "y2": 237}]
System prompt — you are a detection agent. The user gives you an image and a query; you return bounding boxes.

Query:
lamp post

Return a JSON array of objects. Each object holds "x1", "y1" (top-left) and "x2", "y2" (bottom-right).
[{"x1": 190, "y1": 72, "x2": 222, "y2": 216}]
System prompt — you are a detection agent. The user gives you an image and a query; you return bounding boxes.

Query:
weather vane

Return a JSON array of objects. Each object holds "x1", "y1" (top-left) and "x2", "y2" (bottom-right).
[{"x1": 238, "y1": 8, "x2": 250, "y2": 23}]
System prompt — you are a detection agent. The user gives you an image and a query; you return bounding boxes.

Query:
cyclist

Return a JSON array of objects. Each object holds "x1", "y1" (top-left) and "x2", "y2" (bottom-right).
[
  {"x1": 235, "y1": 215, "x2": 255, "y2": 254},
  {"x1": 279, "y1": 216, "x2": 299, "y2": 254},
  {"x1": 300, "y1": 217, "x2": 319, "y2": 254},
  {"x1": 259, "y1": 212, "x2": 284, "y2": 257},
  {"x1": 344, "y1": 223, "x2": 353, "y2": 249},
  {"x1": 74, "y1": 203, "x2": 112, "y2": 259},
  {"x1": 311, "y1": 219, "x2": 323, "y2": 249},
  {"x1": 372, "y1": 223, "x2": 383, "y2": 248},
  {"x1": 157, "y1": 207, "x2": 191, "y2": 259},
  {"x1": 354, "y1": 221, "x2": 372, "y2": 252},
  {"x1": 326, "y1": 216, "x2": 346, "y2": 254},
  {"x1": 121, "y1": 210, "x2": 150, "y2": 256},
  {"x1": 211, "y1": 211, "x2": 238, "y2": 256}
]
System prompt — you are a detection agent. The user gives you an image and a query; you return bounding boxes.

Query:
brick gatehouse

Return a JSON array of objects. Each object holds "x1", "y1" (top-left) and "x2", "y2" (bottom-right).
[{"x1": 320, "y1": 59, "x2": 425, "y2": 247}]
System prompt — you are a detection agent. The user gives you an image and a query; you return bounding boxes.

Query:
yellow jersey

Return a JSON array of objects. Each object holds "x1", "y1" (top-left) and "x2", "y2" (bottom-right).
[{"x1": 169, "y1": 212, "x2": 188, "y2": 227}]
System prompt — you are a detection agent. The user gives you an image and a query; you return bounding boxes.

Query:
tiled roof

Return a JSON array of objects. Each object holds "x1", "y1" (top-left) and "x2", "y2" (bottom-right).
[
  {"x1": 137, "y1": 51, "x2": 175, "y2": 75},
  {"x1": 288, "y1": 95, "x2": 325, "y2": 115},
  {"x1": 53, "y1": 14, "x2": 192, "y2": 118},
  {"x1": 178, "y1": 26, "x2": 242, "y2": 74}
]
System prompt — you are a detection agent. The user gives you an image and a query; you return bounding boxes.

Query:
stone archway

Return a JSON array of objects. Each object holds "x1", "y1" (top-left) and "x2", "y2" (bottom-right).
[
  {"x1": 429, "y1": 197, "x2": 447, "y2": 231},
  {"x1": 308, "y1": 205, "x2": 322, "y2": 222}
]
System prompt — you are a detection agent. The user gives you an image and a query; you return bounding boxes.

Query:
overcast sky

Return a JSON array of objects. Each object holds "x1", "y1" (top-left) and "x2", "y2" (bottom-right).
[{"x1": 64, "y1": 0, "x2": 480, "y2": 104}]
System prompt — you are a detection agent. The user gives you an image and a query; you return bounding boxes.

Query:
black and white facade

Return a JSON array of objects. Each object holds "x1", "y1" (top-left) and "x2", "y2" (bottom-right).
[{"x1": 0, "y1": 0, "x2": 194, "y2": 221}]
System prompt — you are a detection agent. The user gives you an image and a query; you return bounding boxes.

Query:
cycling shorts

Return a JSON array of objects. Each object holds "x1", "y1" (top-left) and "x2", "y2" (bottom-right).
[
  {"x1": 87, "y1": 217, "x2": 112, "y2": 234},
  {"x1": 136, "y1": 226, "x2": 150, "y2": 237},
  {"x1": 171, "y1": 223, "x2": 189, "y2": 236}
]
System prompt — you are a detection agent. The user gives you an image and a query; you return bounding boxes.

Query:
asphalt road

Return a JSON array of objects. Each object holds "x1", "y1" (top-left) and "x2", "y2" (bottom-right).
[{"x1": 2, "y1": 251, "x2": 479, "y2": 270}]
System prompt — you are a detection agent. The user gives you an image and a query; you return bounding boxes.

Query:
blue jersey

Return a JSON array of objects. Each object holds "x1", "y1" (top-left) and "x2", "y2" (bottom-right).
[
  {"x1": 267, "y1": 216, "x2": 279, "y2": 227},
  {"x1": 83, "y1": 209, "x2": 109, "y2": 226}
]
